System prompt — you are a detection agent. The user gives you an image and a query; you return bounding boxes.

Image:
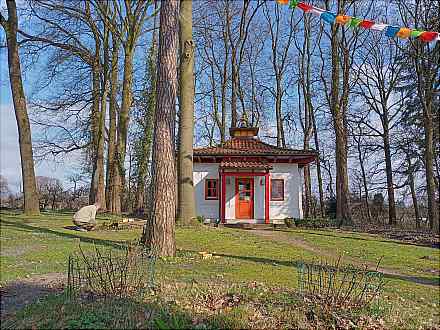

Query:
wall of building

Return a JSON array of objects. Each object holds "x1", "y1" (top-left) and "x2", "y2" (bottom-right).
[
  {"x1": 193, "y1": 163, "x2": 303, "y2": 222},
  {"x1": 193, "y1": 163, "x2": 220, "y2": 220}
]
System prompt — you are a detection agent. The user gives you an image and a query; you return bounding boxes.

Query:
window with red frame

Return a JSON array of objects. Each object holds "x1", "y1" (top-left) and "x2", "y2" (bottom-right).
[
  {"x1": 271, "y1": 179, "x2": 284, "y2": 201},
  {"x1": 205, "y1": 179, "x2": 219, "y2": 200}
]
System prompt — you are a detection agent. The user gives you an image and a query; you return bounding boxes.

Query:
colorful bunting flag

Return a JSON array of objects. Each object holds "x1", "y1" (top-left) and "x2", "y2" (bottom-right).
[
  {"x1": 396, "y1": 28, "x2": 411, "y2": 39},
  {"x1": 297, "y1": 2, "x2": 312, "y2": 12},
  {"x1": 349, "y1": 18, "x2": 362, "y2": 28},
  {"x1": 385, "y1": 26, "x2": 400, "y2": 38},
  {"x1": 410, "y1": 30, "x2": 424, "y2": 37},
  {"x1": 275, "y1": 1, "x2": 439, "y2": 43},
  {"x1": 370, "y1": 23, "x2": 389, "y2": 31},
  {"x1": 335, "y1": 15, "x2": 351, "y2": 25},
  {"x1": 420, "y1": 31, "x2": 438, "y2": 42},
  {"x1": 289, "y1": 0, "x2": 299, "y2": 9},
  {"x1": 359, "y1": 20, "x2": 375, "y2": 29},
  {"x1": 321, "y1": 12, "x2": 336, "y2": 24}
]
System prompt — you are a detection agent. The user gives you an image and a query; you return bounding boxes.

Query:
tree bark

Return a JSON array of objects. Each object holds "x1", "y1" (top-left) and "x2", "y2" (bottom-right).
[
  {"x1": 89, "y1": 63, "x2": 106, "y2": 207},
  {"x1": 112, "y1": 49, "x2": 135, "y2": 213},
  {"x1": 1, "y1": 0, "x2": 40, "y2": 215},
  {"x1": 106, "y1": 36, "x2": 120, "y2": 212},
  {"x1": 134, "y1": 34, "x2": 157, "y2": 214},
  {"x1": 142, "y1": 0, "x2": 179, "y2": 256},
  {"x1": 177, "y1": 0, "x2": 197, "y2": 225},
  {"x1": 408, "y1": 167, "x2": 420, "y2": 229},
  {"x1": 329, "y1": 22, "x2": 351, "y2": 226},
  {"x1": 382, "y1": 120, "x2": 397, "y2": 225}
]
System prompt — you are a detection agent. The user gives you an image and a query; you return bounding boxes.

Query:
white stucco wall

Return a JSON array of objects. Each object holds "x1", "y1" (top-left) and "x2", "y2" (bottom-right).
[
  {"x1": 193, "y1": 163, "x2": 219, "y2": 220},
  {"x1": 269, "y1": 163, "x2": 303, "y2": 220},
  {"x1": 193, "y1": 162, "x2": 304, "y2": 222}
]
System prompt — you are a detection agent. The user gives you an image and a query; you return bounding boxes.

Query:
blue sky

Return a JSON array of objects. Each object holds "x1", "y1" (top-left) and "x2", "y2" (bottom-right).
[{"x1": 0, "y1": 48, "x2": 79, "y2": 192}]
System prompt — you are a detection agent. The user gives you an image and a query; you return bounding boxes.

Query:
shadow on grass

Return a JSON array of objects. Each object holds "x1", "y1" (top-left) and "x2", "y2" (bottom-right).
[
  {"x1": 0, "y1": 219, "x2": 127, "y2": 250},
  {"x1": 196, "y1": 251, "x2": 440, "y2": 288},
  {"x1": 274, "y1": 229, "x2": 439, "y2": 249},
  {"x1": 1, "y1": 282, "x2": 244, "y2": 329}
]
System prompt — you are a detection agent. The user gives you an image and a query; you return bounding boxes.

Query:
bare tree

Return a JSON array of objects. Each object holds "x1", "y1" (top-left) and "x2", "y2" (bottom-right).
[
  {"x1": 397, "y1": 0, "x2": 439, "y2": 232},
  {"x1": 1, "y1": 0, "x2": 40, "y2": 215}
]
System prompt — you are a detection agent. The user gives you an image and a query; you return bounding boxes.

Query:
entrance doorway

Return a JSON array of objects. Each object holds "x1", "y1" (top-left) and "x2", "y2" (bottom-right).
[{"x1": 235, "y1": 177, "x2": 254, "y2": 219}]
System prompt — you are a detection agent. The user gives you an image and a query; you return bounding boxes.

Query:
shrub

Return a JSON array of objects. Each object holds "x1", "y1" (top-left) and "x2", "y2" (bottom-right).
[
  {"x1": 297, "y1": 257, "x2": 385, "y2": 308},
  {"x1": 293, "y1": 217, "x2": 334, "y2": 228},
  {"x1": 284, "y1": 217, "x2": 295, "y2": 228}
]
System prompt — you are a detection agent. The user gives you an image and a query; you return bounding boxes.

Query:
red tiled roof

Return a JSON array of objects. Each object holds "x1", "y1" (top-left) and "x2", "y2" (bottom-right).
[
  {"x1": 194, "y1": 137, "x2": 317, "y2": 158},
  {"x1": 220, "y1": 159, "x2": 273, "y2": 170}
]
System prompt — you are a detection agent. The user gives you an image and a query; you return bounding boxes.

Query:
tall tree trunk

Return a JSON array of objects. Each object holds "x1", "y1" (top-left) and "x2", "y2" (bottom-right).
[
  {"x1": 89, "y1": 64, "x2": 105, "y2": 207},
  {"x1": 275, "y1": 80, "x2": 285, "y2": 147},
  {"x1": 311, "y1": 110, "x2": 325, "y2": 217},
  {"x1": 106, "y1": 36, "x2": 120, "y2": 212},
  {"x1": 1, "y1": 0, "x2": 40, "y2": 215},
  {"x1": 382, "y1": 119, "x2": 397, "y2": 225},
  {"x1": 355, "y1": 132, "x2": 372, "y2": 223},
  {"x1": 177, "y1": 0, "x2": 197, "y2": 225},
  {"x1": 329, "y1": 23, "x2": 350, "y2": 225},
  {"x1": 142, "y1": 0, "x2": 179, "y2": 256},
  {"x1": 408, "y1": 168, "x2": 420, "y2": 229},
  {"x1": 134, "y1": 35, "x2": 157, "y2": 214},
  {"x1": 113, "y1": 49, "x2": 135, "y2": 213}
]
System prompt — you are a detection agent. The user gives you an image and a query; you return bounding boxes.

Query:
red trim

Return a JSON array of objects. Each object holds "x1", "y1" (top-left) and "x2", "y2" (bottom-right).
[
  {"x1": 270, "y1": 179, "x2": 284, "y2": 201},
  {"x1": 235, "y1": 177, "x2": 254, "y2": 219},
  {"x1": 265, "y1": 172, "x2": 270, "y2": 224},
  {"x1": 223, "y1": 172, "x2": 266, "y2": 177},
  {"x1": 221, "y1": 171, "x2": 226, "y2": 223},
  {"x1": 204, "y1": 179, "x2": 219, "y2": 200}
]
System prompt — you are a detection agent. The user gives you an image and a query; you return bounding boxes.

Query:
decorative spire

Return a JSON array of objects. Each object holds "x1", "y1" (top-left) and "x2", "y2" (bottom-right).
[
  {"x1": 238, "y1": 112, "x2": 250, "y2": 128},
  {"x1": 230, "y1": 111, "x2": 258, "y2": 138}
]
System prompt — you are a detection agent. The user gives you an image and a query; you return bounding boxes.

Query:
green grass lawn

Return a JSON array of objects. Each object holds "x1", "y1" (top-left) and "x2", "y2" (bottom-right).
[{"x1": 1, "y1": 211, "x2": 439, "y2": 329}]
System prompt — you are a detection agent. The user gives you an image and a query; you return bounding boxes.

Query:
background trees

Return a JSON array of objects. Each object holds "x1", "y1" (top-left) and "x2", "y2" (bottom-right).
[
  {"x1": 1, "y1": 0, "x2": 438, "y2": 233},
  {"x1": 1, "y1": 0, "x2": 40, "y2": 215}
]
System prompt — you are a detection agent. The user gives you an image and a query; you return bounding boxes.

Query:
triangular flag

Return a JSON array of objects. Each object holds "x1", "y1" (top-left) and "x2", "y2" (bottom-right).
[
  {"x1": 370, "y1": 23, "x2": 388, "y2": 31},
  {"x1": 359, "y1": 20, "x2": 375, "y2": 28},
  {"x1": 289, "y1": 0, "x2": 299, "y2": 9},
  {"x1": 420, "y1": 31, "x2": 438, "y2": 42},
  {"x1": 335, "y1": 15, "x2": 351, "y2": 25},
  {"x1": 348, "y1": 17, "x2": 362, "y2": 28},
  {"x1": 410, "y1": 30, "x2": 424, "y2": 37},
  {"x1": 396, "y1": 28, "x2": 411, "y2": 39},
  {"x1": 297, "y1": 2, "x2": 313, "y2": 12},
  {"x1": 321, "y1": 12, "x2": 336, "y2": 24},
  {"x1": 385, "y1": 26, "x2": 400, "y2": 37}
]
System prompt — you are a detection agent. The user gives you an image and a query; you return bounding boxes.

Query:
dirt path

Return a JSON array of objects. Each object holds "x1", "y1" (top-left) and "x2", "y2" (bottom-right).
[
  {"x1": 0, "y1": 273, "x2": 66, "y2": 319},
  {"x1": 251, "y1": 229, "x2": 439, "y2": 287}
]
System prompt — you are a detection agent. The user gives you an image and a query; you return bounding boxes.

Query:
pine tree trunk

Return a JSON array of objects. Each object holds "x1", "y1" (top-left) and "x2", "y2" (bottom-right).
[
  {"x1": 142, "y1": 0, "x2": 179, "y2": 256},
  {"x1": 2, "y1": 0, "x2": 40, "y2": 215},
  {"x1": 177, "y1": 0, "x2": 197, "y2": 226}
]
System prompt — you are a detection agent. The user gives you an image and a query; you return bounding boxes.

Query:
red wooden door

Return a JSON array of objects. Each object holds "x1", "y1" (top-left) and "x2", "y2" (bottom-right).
[{"x1": 235, "y1": 178, "x2": 254, "y2": 219}]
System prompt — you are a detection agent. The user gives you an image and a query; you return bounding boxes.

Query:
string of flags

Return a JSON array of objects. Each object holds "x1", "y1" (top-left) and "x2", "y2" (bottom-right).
[{"x1": 276, "y1": 0, "x2": 440, "y2": 43}]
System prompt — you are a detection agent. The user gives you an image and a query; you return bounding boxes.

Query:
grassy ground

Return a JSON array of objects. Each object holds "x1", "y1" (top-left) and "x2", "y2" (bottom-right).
[{"x1": 1, "y1": 210, "x2": 439, "y2": 329}]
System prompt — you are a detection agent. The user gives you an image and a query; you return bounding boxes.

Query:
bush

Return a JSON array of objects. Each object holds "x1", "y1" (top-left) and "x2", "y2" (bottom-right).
[
  {"x1": 293, "y1": 217, "x2": 335, "y2": 228},
  {"x1": 284, "y1": 218, "x2": 295, "y2": 228}
]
